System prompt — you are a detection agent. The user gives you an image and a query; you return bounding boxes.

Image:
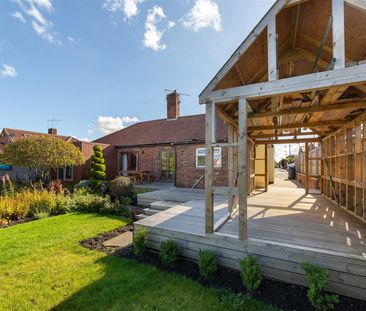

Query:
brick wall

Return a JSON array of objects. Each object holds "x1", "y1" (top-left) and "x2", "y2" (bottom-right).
[
  {"x1": 175, "y1": 143, "x2": 228, "y2": 188},
  {"x1": 116, "y1": 143, "x2": 228, "y2": 188}
]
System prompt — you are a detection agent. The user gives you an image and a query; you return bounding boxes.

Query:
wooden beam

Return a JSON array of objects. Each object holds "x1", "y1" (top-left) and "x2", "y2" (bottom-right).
[
  {"x1": 255, "y1": 138, "x2": 321, "y2": 144},
  {"x1": 200, "y1": 64, "x2": 366, "y2": 104},
  {"x1": 238, "y1": 97, "x2": 248, "y2": 240},
  {"x1": 248, "y1": 100, "x2": 366, "y2": 119},
  {"x1": 268, "y1": 15, "x2": 278, "y2": 81},
  {"x1": 199, "y1": 0, "x2": 288, "y2": 100},
  {"x1": 248, "y1": 120, "x2": 346, "y2": 131},
  {"x1": 227, "y1": 125, "x2": 235, "y2": 214},
  {"x1": 216, "y1": 105, "x2": 235, "y2": 126},
  {"x1": 323, "y1": 111, "x2": 366, "y2": 140},
  {"x1": 305, "y1": 142, "x2": 309, "y2": 194},
  {"x1": 264, "y1": 145, "x2": 268, "y2": 192},
  {"x1": 205, "y1": 102, "x2": 214, "y2": 234},
  {"x1": 251, "y1": 132, "x2": 328, "y2": 139},
  {"x1": 332, "y1": 0, "x2": 346, "y2": 69}
]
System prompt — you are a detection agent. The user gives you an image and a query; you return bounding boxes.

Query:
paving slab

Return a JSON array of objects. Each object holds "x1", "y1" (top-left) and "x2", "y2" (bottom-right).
[{"x1": 102, "y1": 231, "x2": 133, "y2": 247}]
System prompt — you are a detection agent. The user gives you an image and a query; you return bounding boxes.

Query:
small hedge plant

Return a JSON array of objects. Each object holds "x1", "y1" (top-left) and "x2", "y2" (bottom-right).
[
  {"x1": 239, "y1": 254, "x2": 262, "y2": 297},
  {"x1": 301, "y1": 262, "x2": 339, "y2": 311},
  {"x1": 133, "y1": 228, "x2": 147, "y2": 257},
  {"x1": 160, "y1": 240, "x2": 179, "y2": 266},
  {"x1": 198, "y1": 249, "x2": 218, "y2": 279}
]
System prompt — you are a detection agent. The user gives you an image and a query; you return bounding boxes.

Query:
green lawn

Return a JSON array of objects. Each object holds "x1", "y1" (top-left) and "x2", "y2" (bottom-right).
[{"x1": 0, "y1": 213, "x2": 276, "y2": 311}]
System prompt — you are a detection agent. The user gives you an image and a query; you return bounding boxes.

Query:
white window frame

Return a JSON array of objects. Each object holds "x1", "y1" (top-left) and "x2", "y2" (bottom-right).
[
  {"x1": 196, "y1": 147, "x2": 222, "y2": 168},
  {"x1": 57, "y1": 165, "x2": 73, "y2": 181}
]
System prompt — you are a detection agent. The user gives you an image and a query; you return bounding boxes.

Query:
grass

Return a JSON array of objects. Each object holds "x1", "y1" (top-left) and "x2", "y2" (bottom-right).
[{"x1": 0, "y1": 213, "x2": 277, "y2": 311}]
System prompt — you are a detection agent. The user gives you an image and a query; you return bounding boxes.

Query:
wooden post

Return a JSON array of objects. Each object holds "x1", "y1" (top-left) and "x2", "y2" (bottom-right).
[
  {"x1": 332, "y1": 0, "x2": 345, "y2": 69},
  {"x1": 264, "y1": 145, "x2": 268, "y2": 192},
  {"x1": 268, "y1": 15, "x2": 278, "y2": 81},
  {"x1": 305, "y1": 142, "x2": 309, "y2": 194},
  {"x1": 205, "y1": 102, "x2": 214, "y2": 234},
  {"x1": 228, "y1": 124, "x2": 234, "y2": 213},
  {"x1": 238, "y1": 97, "x2": 248, "y2": 240}
]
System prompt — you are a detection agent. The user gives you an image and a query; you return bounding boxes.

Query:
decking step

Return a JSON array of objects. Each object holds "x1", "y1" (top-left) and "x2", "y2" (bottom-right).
[
  {"x1": 143, "y1": 208, "x2": 160, "y2": 216},
  {"x1": 135, "y1": 213, "x2": 148, "y2": 220},
  {"x1": 150, "y1": 200, "x2": 182, "y2": 211}
]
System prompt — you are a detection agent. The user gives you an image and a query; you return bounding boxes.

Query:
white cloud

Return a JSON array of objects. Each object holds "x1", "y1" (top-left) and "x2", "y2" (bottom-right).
[
  {"x1": 143, "y1": 6, "x2": 175, "y2": 51},
  {"x1": 102, "y1": 0, "x2": 145, "y2": 20},
  {"x1": 183, "y1": 0, "x2": 222, "y2": 32},
  {"x1": 68, "y1": 36, "x2": 75, "y2": 42},
  {"x1": 90, "y1": 116, "x2": 139, "y2": 135},
  {"x1": 13, "y1": 0, "x2": 58, "y2": 44},
  {"x1": 1, "y1": 64, "x2": 18, "y2": 78},
  {"x1": 11, "y1": 11, "x2": 26, "y2": 23}
]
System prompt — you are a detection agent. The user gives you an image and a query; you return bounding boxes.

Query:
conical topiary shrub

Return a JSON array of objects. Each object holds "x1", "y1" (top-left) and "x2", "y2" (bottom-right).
[{"x1": 90, "y1": 145, "x2": 106, "y2": 187}]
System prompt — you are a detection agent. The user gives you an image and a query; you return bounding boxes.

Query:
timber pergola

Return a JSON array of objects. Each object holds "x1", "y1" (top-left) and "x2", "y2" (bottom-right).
[{"x1": 200, "y1": 0, "x2": 366, "y2": 240}]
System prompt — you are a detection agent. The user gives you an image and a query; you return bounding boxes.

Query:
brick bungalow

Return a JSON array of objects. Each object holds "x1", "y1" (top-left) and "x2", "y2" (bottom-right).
[
  {"x1": 94, "y1": 91, "x2": 229, "y2": 188},
  {"x1": 0, "y1": 128, "x2": 116, "y2": 184}
]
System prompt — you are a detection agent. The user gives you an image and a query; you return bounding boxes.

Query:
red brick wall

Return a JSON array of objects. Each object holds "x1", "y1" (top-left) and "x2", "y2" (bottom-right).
[
  {"x1": 175, "y1": 143, "x2": 228, "y2": 188},
  {"x1": 116, "y1": 143, "x2": 228, "y2": 188}
]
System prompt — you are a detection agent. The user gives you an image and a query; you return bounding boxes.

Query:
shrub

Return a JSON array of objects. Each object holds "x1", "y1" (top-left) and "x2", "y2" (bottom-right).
[
  {"x1": 109, "y1": 176, "x2": 134, "y2": 201},
  {"x1": 160, "y1": 240, "x2": 179, "y2": 266},
  {"x1": 74, "y1": 180, "x2": 91, "y2": 192},
  {"x1": 301, "y1": 262, "x2": 339, "y2": 311},
  {"x1": 28, "y1": 190, "x2": 58, "y2": 217},
  {"x1": 90, "y1": 145, "x2": 106, "y2": 187},
  {"x1": 1, "y1": 175, "x2": 15, "y2": 197},
  {"x1": 198, "y1": 249, "x2": 218, "y2": 279},
  {"x1": 239, "y1": 254, "x2": 262, "y2": 297},
  {"x1": 65, "y1": 191, "x2": 112, "y2": 213},
  {"x1": 133, "y1": 228, "x2": 147, "y2": 257}
]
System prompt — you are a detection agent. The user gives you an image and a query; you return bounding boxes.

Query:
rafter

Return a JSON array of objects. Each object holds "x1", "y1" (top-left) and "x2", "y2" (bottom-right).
[
  {"x1": 248, "y1": 100, "x2": 366, "y2": 119},
  {"x1": 248, "y1": 120, "x2": 346, "y2": 131}
]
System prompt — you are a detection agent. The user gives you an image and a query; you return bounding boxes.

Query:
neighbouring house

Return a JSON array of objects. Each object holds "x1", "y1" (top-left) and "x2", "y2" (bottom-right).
[
  {"x1": 0, "y1": 128, "x2": 116, "y2": 184},
  {"x1": 94, "y1": 91, "x2": 230, "y2": 188}
]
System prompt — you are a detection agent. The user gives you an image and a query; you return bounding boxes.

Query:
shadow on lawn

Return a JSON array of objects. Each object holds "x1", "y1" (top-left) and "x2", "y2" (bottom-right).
[{"x1": 52, "y1": 255, "x2": 165, "y2": 310}]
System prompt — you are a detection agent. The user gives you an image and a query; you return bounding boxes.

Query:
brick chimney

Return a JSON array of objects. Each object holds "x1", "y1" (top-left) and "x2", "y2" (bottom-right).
[
  {"x1": 48, "y1": 128, "x2": 57, "y2": 135},
  {"x1": 166, "y1": 90, "x2": 180, "y2": 120}
]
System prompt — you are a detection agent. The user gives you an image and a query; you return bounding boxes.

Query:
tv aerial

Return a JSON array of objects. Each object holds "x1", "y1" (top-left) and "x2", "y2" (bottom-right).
[{"x1": 164, "y1": 89, "x2": 190, "y2": 97}]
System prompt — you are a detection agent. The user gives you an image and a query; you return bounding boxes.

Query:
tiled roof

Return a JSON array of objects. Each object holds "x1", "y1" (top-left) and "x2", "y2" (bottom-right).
[
  {"x1": 94, "y1": 114, "x2": 228, "y2": 146},
  {"x1": 1, "y1": 128, "x2": 79, "y2": 143}
]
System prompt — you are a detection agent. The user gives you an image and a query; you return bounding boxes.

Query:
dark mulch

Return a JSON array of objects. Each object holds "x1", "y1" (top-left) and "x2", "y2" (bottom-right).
[
  {"x1": 80, "y1": 225, "x2": 133, "y2": 254},
  {"x1": 82, "y1": 227, "x2": 366, "y2": 311},
  {"x1": 0, "y1": 218, "x2": 35, "y2": 229}
]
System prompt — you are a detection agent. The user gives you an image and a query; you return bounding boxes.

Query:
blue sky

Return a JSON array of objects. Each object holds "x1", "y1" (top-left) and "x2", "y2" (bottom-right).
[{"x1": 0, "y1": 0, "x2": 276, "y2": 141}]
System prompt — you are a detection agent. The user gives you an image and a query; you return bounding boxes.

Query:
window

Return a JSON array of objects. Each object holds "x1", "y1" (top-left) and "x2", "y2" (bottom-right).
[
  {"x1": 57, "y1": 165, "x2": 73, "y2": 181},
  {"x1": 196, "y1": 147, "x2": 221, "y2": 168}
]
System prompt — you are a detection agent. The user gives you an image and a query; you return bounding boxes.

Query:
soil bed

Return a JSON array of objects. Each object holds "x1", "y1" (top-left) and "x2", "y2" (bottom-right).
[{"x1": 82, "y1": 227, "x2": 366, "y2": 311}]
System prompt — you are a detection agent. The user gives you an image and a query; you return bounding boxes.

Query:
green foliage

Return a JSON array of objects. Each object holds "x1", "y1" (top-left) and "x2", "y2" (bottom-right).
[
  {"x1": 301, "y1": 262, "x2": 339, "y2": 311},
  {"x1": 198, "y1": 249, "x2": 218, "y2": 279},
  {"x1": 160, "y1": 239, "x2": 179, "y2": 266},
  {"x1": 133, "y1": 228, "x2": 147, "y2": 257},
  {"x1": 65, "y1": 191, "x2": 113, "y2": 213},
  {"x1": 219, "y1": 291, "x2": 277, "y2": 311},
  {"x1": 0, "y1": 136, "x2": 84, "y2": 183},
  {"x1": 109, "y1": 176, "x2": 134, "y2": 201},
  {"x1": 239, "y1": 254, "x2": 262, "y2": 297},
  {"x1": 90, "y1": 145, "x2": 106, "y2": 187},
  {"x1": 1, "y1": 175, "x2": 15, "y2": 197}
]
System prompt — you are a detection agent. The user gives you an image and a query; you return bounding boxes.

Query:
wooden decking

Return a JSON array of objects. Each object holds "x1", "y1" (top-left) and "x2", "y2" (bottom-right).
[{"x1": 135, "y1": 171, "x2": 366, "y2": 300}]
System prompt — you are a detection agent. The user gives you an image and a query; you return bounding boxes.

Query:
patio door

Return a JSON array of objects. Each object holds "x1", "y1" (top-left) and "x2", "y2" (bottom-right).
[
  {"x1": 161, "y1": 151, "x2": 175, "y2": 181},
  {"x1": 121, "y1": 152, "x2": 138, "y2": 176}
]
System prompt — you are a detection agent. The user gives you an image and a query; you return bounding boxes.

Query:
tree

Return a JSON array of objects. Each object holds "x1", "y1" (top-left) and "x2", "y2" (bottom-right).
[
  {"x1": 89, "y1": 145, "x2": 106, "y2": 187},
  {"x1": 0, "y1": 136, "x2": 84, "y2": 183}
]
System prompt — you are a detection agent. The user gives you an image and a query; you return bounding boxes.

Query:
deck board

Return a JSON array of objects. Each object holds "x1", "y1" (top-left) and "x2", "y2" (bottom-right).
[{"x1": 135, "y1": 172, "x2": 366, "y2": 300}]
